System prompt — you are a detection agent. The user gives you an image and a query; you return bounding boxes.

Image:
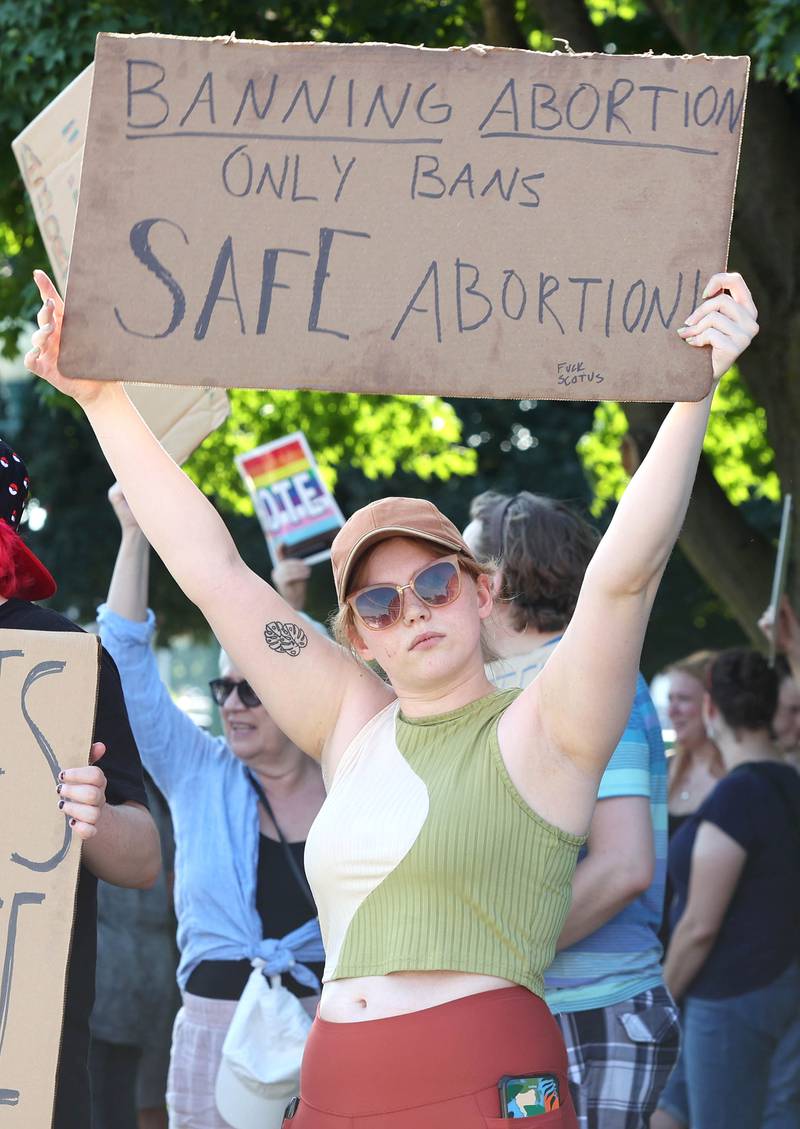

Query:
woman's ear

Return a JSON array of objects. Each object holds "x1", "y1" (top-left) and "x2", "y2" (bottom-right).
[
  {"x1": 347, "y1": 621, "x2": 374, "y2": 662},
  {"x1": 476, "y1": 572, "x2": 494, "y2": 620},
  {"x1": 702, "y1": 692, "x2": 718, "y2": 733},
  {"x1": 489, "y1": 568, "x2": 504, "y2": 598}
]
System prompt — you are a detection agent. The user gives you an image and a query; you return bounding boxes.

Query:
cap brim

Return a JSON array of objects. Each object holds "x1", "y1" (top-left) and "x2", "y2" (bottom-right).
[
  {"x1": 336, "y1": 526, "x2": 466, "y2": 605},
  {"x1": 12, "y1": 538, "x2": 57, "y2": 601},
  {"x1": 214, "y1": 1055, "x2": 298, "y2": 1129}
]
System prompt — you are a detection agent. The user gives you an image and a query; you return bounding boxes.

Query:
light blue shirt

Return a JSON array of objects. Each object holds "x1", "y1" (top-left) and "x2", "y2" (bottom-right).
[{"x1": 97, "y1": 604, "x2": 324, "y2": 992}]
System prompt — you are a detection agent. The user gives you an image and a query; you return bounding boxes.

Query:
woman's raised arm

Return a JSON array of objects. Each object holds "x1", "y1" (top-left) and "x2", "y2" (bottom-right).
[
  {"x1": 507, "y1": 273, "x2": 759, "y2": 790},
  {"x1": 26, "y1": 271, "x2": 393, "y2": 759}
]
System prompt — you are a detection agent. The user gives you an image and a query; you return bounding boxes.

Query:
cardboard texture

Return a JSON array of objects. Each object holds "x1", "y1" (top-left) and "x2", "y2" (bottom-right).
[
  {"x1": 12, "y1": 69, "x2": 230, "y2": 462},
  {"x1": 0, "y1": 630, "x2": 100, "y2": 1124},
  {"x1": 59, "y1": 35, "x2": 749, "y2": 402},
  {"x1": 236, "y1": 431, "x2": 345, "y2": 566},
  {"x1": 124, "y1": 383, "x2": 230, "y2": 465},
  {"x1": 11, "y1": 66, "x2": 92, "y2": 292}
]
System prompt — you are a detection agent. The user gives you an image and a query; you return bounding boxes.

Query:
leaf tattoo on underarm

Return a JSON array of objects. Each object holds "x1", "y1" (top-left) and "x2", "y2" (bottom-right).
[{"x1": 264, "y1": 621, "x2": 309, "y2": 657}]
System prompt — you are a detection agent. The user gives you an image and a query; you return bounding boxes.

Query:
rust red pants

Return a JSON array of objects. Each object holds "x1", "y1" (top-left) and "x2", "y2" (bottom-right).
[{"x1": 284, "y1": 986, "x2": 578, "y2": 1128}]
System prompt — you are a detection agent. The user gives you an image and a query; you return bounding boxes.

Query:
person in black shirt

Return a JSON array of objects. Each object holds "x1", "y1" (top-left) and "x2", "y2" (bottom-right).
[
  {"x1": 663, "y1": 649, "x2": 800, "y2": 1129},
  {"x1": 0, "y1": 438, "x2": 161, "y2": 1129}
]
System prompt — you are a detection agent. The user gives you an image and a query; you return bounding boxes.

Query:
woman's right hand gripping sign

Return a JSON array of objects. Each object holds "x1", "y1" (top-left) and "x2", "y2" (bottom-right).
[{"x1": 676, "y1": 271, "x2": 758, "y2": 384}]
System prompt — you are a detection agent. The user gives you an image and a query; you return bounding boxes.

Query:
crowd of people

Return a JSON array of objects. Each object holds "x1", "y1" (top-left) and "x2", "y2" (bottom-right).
[{"x1": 0, "y1": 264, "x2": 797, "y2": 1129}]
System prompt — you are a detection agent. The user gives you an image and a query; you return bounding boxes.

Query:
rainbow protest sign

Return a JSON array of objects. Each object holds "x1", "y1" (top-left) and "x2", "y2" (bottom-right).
[{"x1": 236, "y1": 432, "x2": 344, "y2": 566}]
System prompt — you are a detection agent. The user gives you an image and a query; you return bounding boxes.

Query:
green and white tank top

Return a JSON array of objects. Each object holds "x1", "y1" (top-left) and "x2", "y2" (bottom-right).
[{"x1": 304, "y1": 689, "x2": 585, "y2": 997}]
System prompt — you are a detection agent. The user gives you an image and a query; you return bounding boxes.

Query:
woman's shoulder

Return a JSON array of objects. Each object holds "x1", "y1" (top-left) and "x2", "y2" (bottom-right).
[
  {"x1": 323, "y1": 696, "x2": 400, "y2": 788},
  {"x1": 698, "y1": 761, "x2": 800, "y2": 829}
]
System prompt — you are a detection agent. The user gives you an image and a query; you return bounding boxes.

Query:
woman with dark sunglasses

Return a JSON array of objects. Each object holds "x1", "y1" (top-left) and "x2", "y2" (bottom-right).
[
  {"x1": 97, "y1": 485, "x2": 326, "y2": 1129},
  {"x1": 28, "y1": 268, "x2": 758, "y2": 1128}
]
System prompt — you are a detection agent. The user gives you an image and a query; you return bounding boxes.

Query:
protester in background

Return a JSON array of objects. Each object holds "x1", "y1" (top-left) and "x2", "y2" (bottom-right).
[
  {"x1": 98, "y1": 485, "x2": 326, "y2": 1129},
  {"x1": 465, "y1": 491, "x2": 678, "y2": 1129},
  {"x1": 660, "y1": 651, "x2": 724, "y2": 938},
  {"x1": 27, "y1": 267, "x2": 758, "y2": 1128},
  {"x1": 90, "y1": 772, "x2": 180, "y2": 1129},
  {"x1": 772, "y1": 656, "x2": 800, "y2": 769},
  {"x1": 0, "y1": 438, "x2": 160, "y2": 1129},
  {"x1": 664, "y1": 652, "x2": 725, "y2": 835},
  {"x1": 663, "y1": 649, "x2": 800, "y2": 1129},
  {"x1": 651, "y1": 650, "x2": 724, "y2": 1129}
]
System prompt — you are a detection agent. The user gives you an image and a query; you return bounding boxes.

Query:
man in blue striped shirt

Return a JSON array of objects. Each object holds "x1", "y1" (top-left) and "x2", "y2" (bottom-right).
[{"x1": 465, "y1": 490, "x2": 678, "y2": 1129}]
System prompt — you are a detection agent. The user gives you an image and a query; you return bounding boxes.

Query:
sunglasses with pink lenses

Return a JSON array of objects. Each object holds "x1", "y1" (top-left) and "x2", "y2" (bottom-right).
[{"x1": 347, "y1": 556, "x2": 462, "y2": 630}]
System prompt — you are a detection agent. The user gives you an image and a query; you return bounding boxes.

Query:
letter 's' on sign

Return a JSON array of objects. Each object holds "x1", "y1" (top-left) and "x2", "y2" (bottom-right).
[{"x1": 59, "y1": 34, "x2": 749, "y2": 402}]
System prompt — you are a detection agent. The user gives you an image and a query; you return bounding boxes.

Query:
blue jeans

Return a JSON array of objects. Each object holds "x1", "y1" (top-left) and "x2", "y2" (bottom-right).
[
  {"x1": 656, "y1": 1033, "x2": 688, "y2": 1125},
  {"x1": 683, "y1": 960, "x2": 800, "y2": 1129}
]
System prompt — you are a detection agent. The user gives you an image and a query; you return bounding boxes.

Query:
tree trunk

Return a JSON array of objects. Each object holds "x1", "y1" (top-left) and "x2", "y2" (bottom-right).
[
  {"x1": 479, "y1": 0, "x2": 800, "y2": 635},
  {"x1": 480, "y1": 0, "x2": 527, "y2": 48},
  {"x1": 644, "y1": 0, "x2": 800, "y2": 615},
  {"x1": 529, "y1": 0, "x2": 601, "y2": 52}
]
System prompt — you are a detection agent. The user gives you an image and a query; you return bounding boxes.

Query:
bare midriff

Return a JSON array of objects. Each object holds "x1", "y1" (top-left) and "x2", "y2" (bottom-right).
[{"x1": 318, "y1": 970, "x2": 518, "y2": 1022}]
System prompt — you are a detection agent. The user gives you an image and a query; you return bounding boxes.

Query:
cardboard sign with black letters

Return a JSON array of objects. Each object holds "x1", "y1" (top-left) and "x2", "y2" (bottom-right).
[
  {"x1": 0, "y1": 631, "x2": 100, "y2": 1124},
  {"x1": 12, "y1": 68, "x2": 230, "y2": 462},
  {"x1": 59, "y1": 34, "x2": 749, "y2": 402}
]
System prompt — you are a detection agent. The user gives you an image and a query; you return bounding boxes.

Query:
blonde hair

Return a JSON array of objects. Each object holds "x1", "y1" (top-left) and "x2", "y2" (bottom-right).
[
  {"x1": 330, "y1": 544, "x2": 499, "y2": 666},
  {"x1": 665, "y1": 649, "x2": 725, "y2": 802}
]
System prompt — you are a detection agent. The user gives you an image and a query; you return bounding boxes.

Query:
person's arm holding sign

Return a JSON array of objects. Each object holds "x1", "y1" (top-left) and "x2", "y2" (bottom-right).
[
  {"x1": 27, "y1": 272, "x2": 392, "y2": 770},
  {"x1": 272, "y1": 557, "x2": 312, "y2": 611},
  {"x1": 498, "y1": 274, "x2": 758, "y2": 832},
  {"x1": 761, "y1": 594, "x2": 800, "y2": 684},
  {"x1": 106, "y1": 482, "x2": 150, "y2": 622},
  {"x1": 44, "y1": 493, "x2": 161, "y2": 886},
  {"x1": 60, "y1": 713, "x2": 160, "y2": 889},
  {"x1": 101, "y1": 484, "x2": 290, "y2": 798}
]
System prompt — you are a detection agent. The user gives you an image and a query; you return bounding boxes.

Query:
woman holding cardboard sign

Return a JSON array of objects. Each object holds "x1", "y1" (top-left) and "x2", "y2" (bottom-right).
[{"x1": 26, "y1": 268, "x2": 758, "y2": 1128}]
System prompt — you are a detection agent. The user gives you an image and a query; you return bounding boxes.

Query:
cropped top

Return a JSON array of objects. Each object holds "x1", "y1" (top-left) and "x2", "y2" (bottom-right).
[{"x1": 304, "y1": 689, "x2": 585, "y2": 997}]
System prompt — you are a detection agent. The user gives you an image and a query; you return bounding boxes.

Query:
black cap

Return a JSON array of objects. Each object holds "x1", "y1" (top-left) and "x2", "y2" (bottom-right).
[{"x1": 0, "y1": 438, "x2": 56, "y2": 600}]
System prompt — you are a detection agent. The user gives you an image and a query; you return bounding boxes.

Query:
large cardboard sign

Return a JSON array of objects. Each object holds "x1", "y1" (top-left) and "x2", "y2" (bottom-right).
[
  {"x1": 236, "y1": 431, "x2": 345, "y2": 565},
  {"x1": 0, "y1": 631, "x2": 100, "y2": 1123},
  {"x1": 12, "y1": 70, "x2": 230, "y2": 462},
  {"x1": 59, "y1": 35, "x2": 748, "y2": 402}
]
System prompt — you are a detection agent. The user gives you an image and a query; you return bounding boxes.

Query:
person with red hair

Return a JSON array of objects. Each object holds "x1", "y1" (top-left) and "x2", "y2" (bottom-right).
[{"x1": 0, "y1": 437, "x2": 161, "y2": 1129}]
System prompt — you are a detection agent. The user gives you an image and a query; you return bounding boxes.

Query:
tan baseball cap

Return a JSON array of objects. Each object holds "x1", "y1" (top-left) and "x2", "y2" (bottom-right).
[{"x1": 331, "y1": 497, "x2": 475, "y2": 604}]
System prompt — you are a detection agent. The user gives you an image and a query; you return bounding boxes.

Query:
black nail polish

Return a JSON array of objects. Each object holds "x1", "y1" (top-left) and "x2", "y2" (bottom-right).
[
  {"x1": 69, "y1": 819, "x2": 77, "y2": 827},
  {"x1": 56, "y1": 783, "x2": 62, "y2": 794},
  {"x1": 58, "y1": 800, "x2": 65, "y2": 809}
]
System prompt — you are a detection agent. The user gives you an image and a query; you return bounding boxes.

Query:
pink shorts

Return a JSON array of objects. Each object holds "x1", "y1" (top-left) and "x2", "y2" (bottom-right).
[{"x1": 286, "y1": 986, "x2": 577, "y2": 1128}]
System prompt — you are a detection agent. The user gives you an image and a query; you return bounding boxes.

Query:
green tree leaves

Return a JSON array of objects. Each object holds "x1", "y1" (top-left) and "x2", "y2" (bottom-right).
[
  {"x1": 578, "y1": 366, "x2": 780, "y2": 518},
  {"x1": 184, "y1": 389, "x2": 476, "y2": 514}
]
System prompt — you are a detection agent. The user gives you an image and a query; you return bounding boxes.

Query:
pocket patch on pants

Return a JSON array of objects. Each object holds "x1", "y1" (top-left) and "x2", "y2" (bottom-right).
[{"x1": 618, "y1": 1004, "x2": 680, "y2": 1044}]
